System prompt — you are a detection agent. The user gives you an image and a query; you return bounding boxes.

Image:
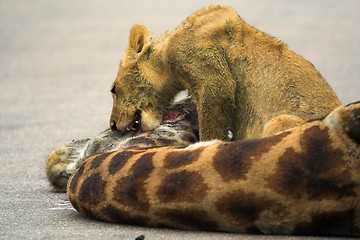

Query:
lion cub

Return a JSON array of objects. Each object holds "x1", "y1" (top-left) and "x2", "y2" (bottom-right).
[{"x1": 110, "y1": 5, "x2": 340, "y2": 141}]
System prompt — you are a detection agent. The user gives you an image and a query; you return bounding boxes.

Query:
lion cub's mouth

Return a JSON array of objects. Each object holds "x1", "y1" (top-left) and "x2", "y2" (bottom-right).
[
  {"x1": 125, "y1": 108, "x2": 185, "y2": 133},
  {"x1": 161, "y1": 108, "x2": 184, "y2": 124},
  {"x1": 127, "y1": 110, "x2": 142, "y2": 131}
]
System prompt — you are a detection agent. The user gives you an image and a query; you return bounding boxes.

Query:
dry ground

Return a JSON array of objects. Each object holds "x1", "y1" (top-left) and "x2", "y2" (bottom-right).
[{"x1": 0, "y1": 0, "x2": 359, "y2": 239}]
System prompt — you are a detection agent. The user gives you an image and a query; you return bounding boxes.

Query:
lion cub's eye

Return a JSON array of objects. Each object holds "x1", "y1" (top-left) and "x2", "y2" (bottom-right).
[{"x1": 111, "y1": 85, "x2": 116, "y2": 94}]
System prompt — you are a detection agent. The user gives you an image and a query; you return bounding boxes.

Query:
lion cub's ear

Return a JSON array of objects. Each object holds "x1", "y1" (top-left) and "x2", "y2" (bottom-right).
[{"x1": 129, "y1": 24, "x2": 152, "y2": 54}]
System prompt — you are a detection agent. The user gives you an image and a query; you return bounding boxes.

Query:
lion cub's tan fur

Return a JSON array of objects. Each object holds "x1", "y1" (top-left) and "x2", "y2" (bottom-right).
[{"x1": 110, "y1": 5, "x2": 340, "y2": 141}]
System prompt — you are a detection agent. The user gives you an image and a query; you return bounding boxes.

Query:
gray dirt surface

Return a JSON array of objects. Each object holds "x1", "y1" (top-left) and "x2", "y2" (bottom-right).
[{"x1": 0, "y1": 0, "x2": 359, "y2": 239}]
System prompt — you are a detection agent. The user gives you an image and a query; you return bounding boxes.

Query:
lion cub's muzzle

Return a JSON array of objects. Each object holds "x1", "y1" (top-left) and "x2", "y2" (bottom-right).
[{"x1": 110, "y1": 110, "x2": 142, "y2": 134}]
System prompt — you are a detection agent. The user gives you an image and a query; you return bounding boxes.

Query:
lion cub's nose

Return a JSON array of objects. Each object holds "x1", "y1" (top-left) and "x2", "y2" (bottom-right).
[{"x1": 110, "y1": 120, "x2": 119, "y2": 133}]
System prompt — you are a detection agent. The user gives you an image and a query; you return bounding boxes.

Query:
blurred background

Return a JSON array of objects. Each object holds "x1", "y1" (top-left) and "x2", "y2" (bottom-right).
[{"x1": 0, "y1": 1, "x2": 359, "y2": 239}]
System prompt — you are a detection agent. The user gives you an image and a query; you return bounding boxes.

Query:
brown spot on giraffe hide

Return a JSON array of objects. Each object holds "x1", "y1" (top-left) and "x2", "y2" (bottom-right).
[
  {"x1": 156, "y1": 170, "x2": 208, "y2": 203},
  {"x1": 80, "y1": 206, "x2": 101, "y2": 221},
  {"x1": 102, "y1": 205, "x2": 149, "y2": 225},
  {"x1": 91, "y1": 152, "x2": 112, "y2": 169},
  {"x1": 213, "y1": 132, "x2": 289, "y2": 182},
  {"x1": 341, "y1": 106, "x2": 360, "y2": 144},
  {"x1": 108, "y1": 151, "x2": 136, "y2": 175},
  {"x1": 113, "y1": 152, "x2": 155, "y2": 211},
  {"x1": 156, "y1": 208, "x2": 219, "y2": 231},
  {"x1": 246, "y1": 226, "x2": 263, "y2": 234},
  {"x1": 68, "y1": 164, "x2": 85, "y2": 193},
  {"x1": 164, "y1": 148, "x2": 203, "y2": 169},
  {"x1": 77, "y1": 173, "x2": 107, "y2": 206},
  {"x1": 70, "y1": 200, "x2": 80, "y2": 213},
  {"x1": 268, "y1": 126, "x2": 356, "y2": 200},
  {"x1": 215, "y1": 190, "x2": 281, "y2": 228},
  {"x1": 293, "y1": 209, "x2": 357, "y2": 236}
]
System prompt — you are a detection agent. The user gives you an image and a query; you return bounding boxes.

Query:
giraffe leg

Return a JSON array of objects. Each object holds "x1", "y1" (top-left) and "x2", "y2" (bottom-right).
[{"x1": 46, "y1": 139, "x2": 89, "y2": 192}]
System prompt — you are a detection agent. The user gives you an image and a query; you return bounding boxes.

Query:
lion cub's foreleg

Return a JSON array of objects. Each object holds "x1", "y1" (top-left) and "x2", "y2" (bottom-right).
[
  {"x1": 197, "y1": 86, "x2": 236, "y2": 141},
  {"x1": 187, "y1": 49, "x2": 238, "y2": 141}
]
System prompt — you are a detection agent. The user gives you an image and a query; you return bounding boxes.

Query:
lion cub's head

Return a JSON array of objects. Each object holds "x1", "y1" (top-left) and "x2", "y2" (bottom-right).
[{"x1": 110, "y1": 24, "x2": 175, "y2": 134}]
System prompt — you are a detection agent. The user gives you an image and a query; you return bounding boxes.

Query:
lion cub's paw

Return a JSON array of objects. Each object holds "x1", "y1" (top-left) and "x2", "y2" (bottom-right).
[
  {"x1": 46, "y1": 139, "x2": 89, "y2": 192},
  {"x1": 262, "y1": 114, "x2": 305, "y2": 137}
]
